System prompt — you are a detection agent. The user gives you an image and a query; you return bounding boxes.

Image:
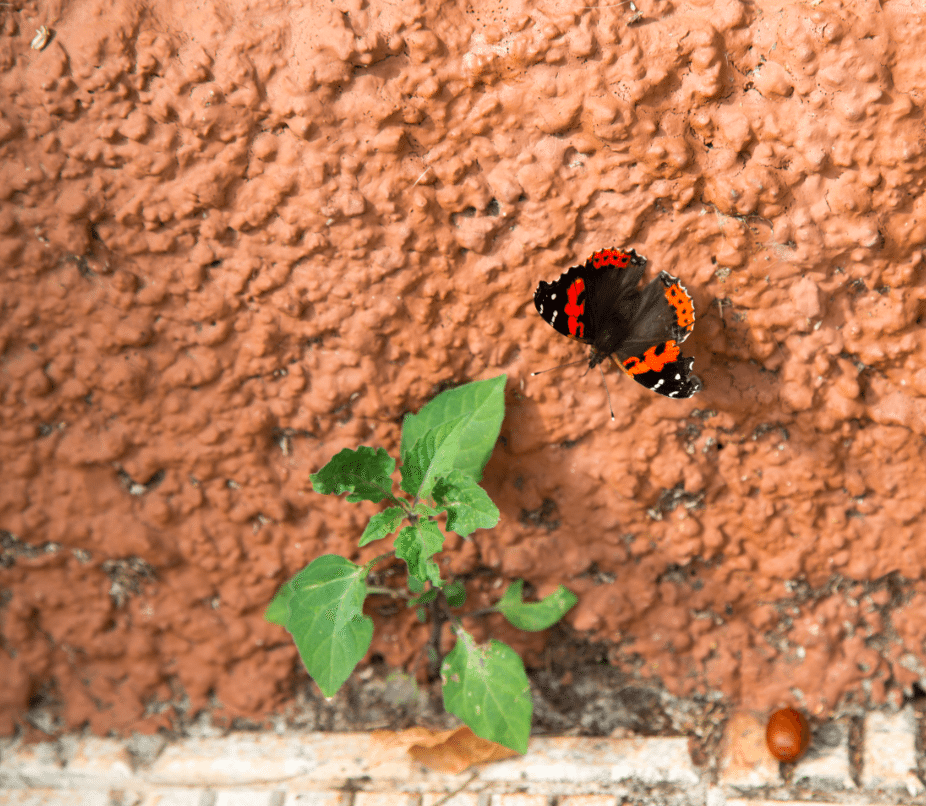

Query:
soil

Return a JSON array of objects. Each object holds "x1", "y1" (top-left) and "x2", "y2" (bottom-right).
[{"x1": 4, "y1": 0, "x2": 926, "y2": 745}]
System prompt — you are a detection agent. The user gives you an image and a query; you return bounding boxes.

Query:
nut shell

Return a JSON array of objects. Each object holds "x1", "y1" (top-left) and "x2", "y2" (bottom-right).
[{"x1": 766, "y1": 707, "x2": 809, "y2": 762}]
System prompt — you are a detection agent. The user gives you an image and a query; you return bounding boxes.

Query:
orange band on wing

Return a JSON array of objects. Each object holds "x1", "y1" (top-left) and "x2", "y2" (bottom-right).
[
  {"x1": 622, "y1": 340, "x2": 681, "y2": 375},
  {"x1": 663, "y1": 283, "x2": 695, "y2": 329}
]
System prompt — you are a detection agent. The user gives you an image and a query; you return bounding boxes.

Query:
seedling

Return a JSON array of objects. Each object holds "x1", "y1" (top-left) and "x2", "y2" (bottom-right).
[{"x1": 265, "y1": 375, "x2": 577, "y2": 753}]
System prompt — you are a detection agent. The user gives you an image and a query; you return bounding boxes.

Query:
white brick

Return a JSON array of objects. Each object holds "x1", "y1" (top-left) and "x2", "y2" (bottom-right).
[
  {"x1": 726, "y1": 801, "x2": 848, "y2": 806},
  {"x1": 63, "y1": 736, "x2": 134, "y2": 784},
  {"x1": 139, "y1": 791, "x2": 205, "y2": 806},
  {"x1": 489, "y1": 796, "x2": 550, "y2": 806},
  {"x1": 792, "y1": 720, "x2": 854, "y2": 790},
  {"x1": 861, "y1": 706, "x2": 924, "y2": 796},
  {"x1": 150, "y1": 732, "x2": 431, "y2": 788},
  {"x1": 0, "y1": 791, "x2": 110, "y2": 806},
  {"x1": 214, "y1": 790, "x2": 280, "y2": 806},
  {"x1": 308, "y1": 733, "x2": 418, "y2": 782},
  {"x1": 480, "y1": 736, "x2": 698, "y2": 786},
  {"x1": 718, "y1": 711, "x2": 781, "y2": 788},
  {"x1": 0, "y1": 741, "x2": 62, "y2": 787},
  {"x1": 422, "y1": 793, "x2": 481, "y2": 806},
  {"x1": 353, "y1": 793, "x2": 417, "y2": 806},
  {"x1": 282, "y1": 794, "x2": 351, "y2": 806},
  {"x1": 145, "y1": 734, "x2": 316, "y2": 786}
]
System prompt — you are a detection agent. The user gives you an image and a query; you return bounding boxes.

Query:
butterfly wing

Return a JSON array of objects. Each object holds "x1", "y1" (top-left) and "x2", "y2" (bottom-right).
[
  {"x1": 612, "y1": 350, "x2": 702, "y2": 398},
  {"x1": 533, "y1": 263, "x2": 595, "y2": 343},
  {"x1": 534, "y1": 248, "x2": 647, "y2": 347},
  {"x1": 605, "y1": 271, "x2": 695, "y2": 358},
  {"x1": 609, "y1": 271, "x2": 701, "y2": 398}
]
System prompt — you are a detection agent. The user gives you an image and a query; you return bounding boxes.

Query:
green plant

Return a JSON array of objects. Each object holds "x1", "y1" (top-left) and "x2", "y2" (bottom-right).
[{"x1": 265, "y1": 374, "x2": 577, "y2": 753}]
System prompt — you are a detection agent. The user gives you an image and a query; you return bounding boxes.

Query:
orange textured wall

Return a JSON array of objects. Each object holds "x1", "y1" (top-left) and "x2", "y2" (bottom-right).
[{"x1": 2, "y1": 0, "x2": 926, "y2": 735}]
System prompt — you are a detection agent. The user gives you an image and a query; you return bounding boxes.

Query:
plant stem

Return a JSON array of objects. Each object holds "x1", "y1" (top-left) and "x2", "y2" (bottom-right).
[
  {"x1": 456, "y1": 606, "x2": 496, "y2": 619},
  {"x1": 366, "y1": 585, "x2": 410, "y2": 599},
  {"x1": 429, "y1": 771, "x2": 479, "y2": 805},
  {"x1": 426, "y1": 591, "x2": 450, "y2": 681},
  {"x1": 363, "y1": 551, "x2": 397, "y2": 575}
]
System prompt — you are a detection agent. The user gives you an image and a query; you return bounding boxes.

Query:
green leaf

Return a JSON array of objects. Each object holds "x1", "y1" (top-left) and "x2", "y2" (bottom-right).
[
  {"x1": 412, "y1": 501, "x2": 439, "y2": 518},
  {"x1": 264, "y1": 587, "x2": 289, "y2": 626},
  {"x1": 399, "y1": 416, "x2": 466, "y2": 500},
  {"x1": 432, "y1": 470, "x2": 500, "y2": 537},
  {"x1": 409, "y1": 587, "x2": 439, "y2": 607},
  {"x1": 394, "y1": 521, "x2": 445, "y2": 587},
  {"x1": 492, "y1": 580, "x2": 578, "y2": 632},
  {"x1": 310, "y1": 447, "x2": 396, "y2": 504},
  {"x1": 423, "y1": 558, "x2": 442, "y2": 587},
  {"x1": 266, "y1": 555, "x2": 373, "y2": 697},
  {"x1": 359, "y1": 506, "x2": 405, "y2": 547},
  {"x1": 400, "y1": 375, "x2": 506, "y2": 483},
  {"x1": 444, "y1": 579, "x2": 467, "y2": 608},
  {"x1": 441, "y1": 628, "x2": 532, "y2": 754}
]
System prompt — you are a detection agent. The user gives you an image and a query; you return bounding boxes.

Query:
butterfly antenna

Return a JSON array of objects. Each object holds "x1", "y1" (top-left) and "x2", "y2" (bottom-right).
[
  {"x1": 530, "y1": 358, "x2": 587, "y2": 376},
  {"x1": 598, "y1": 365, "x2": 616, "y2": 421}
]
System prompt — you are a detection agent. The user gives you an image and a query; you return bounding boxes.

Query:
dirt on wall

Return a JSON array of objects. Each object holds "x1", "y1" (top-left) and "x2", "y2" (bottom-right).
[{"x1": 2, "y1": 0, "x2": 926, "y2": 739}]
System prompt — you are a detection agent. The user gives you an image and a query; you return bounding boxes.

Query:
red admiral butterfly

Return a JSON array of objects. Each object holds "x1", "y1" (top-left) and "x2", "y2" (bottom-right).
[{"x1": 534, "y1": 247, "x2": 701, "y2": 399}]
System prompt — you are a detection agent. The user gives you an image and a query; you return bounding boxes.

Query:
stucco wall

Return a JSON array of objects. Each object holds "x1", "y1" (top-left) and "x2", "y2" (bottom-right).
[{"x1": 2, "y1": 0, "x2": 926, "y2": 735}]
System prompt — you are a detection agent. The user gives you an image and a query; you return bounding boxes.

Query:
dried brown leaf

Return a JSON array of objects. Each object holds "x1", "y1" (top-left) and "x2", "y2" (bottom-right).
[{"x1": 370, "y1": 725, "x2": 518, "y2": 773}]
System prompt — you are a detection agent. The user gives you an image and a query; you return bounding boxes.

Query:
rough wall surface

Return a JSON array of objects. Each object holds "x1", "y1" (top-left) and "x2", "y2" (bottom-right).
[{"x1": 2, "y1": 0, "x2": 926, "y2": 736}]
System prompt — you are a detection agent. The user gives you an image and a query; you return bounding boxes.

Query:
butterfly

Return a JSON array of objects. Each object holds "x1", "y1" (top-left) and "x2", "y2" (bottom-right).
[{"x1": 533, "y1": 247, "x2": 701, "y2": 398}]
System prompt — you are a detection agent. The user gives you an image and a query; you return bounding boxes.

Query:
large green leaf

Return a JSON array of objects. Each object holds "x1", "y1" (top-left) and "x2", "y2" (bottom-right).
[
  {"x1": 441, "y1": 628, "x2": 532, "y2": 754},
  {"x1": 432, "y1": 470, "x2": 500, "y2": 537},
  {"x1": 400, "y1": 375, "x2": 506, "y2": 482},
  {"x1": 310, "y1": 447, "x2": 396, "y2": 504},
  {"x1": 492, "y1": 580, "x2": 578, "y2": 632},
  {"x1": 264, "y1": 555, "x2": 372, "y2": 697}
]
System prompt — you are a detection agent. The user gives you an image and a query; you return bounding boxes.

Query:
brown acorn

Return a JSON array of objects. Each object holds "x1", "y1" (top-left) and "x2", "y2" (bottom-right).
[{"x1": 765, "y1": 707, "x2": 809, "y2": 762}]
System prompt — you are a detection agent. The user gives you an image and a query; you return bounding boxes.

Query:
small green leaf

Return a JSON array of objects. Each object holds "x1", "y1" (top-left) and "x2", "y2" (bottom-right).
[
  {"x1": 394, "y1": 521, "x2": 445, "y2": 587},
  {"x1": 423, "y1": 557, "x2": 443, "y2": 587},
  {"x1": 432, "y1": 470, "x2": 500, "y2": 537},
  {"x1": 412, "y1": 501, "x2": 439, "y2": 518},
  {"x1": 409, "y1": 587, "x2": 439, "y2": 607},
  {"x1": 310, "y1": 446, "x2": 396, "y2": 504},
  {"x1": 359, "y1": 506, "x2": 405, "y2": 547},
  {"x1": 399, "y1": 416, "x2": 466, "y2": 499},
  {"x1": 444, "y1": 579, "x2": 467, "y2": 608},
  {"x1": 416, "y1": 606, "x2": 427, "y2": 622},
  {"x1": 266, "y1": 555, "x2": 373, "y2": 697},
  {"x1": 407, "y1": 575, "x2": 424, "y2": 594},
  {"x1": 493, "y1": 580, "x2": 578, "y2": 632},
  {"x1": 441, "y1": 628, "x2": 532, "y2": 753},
  {"x1": 400, "y1": 375, "x2": 506, "y2": 482}
]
